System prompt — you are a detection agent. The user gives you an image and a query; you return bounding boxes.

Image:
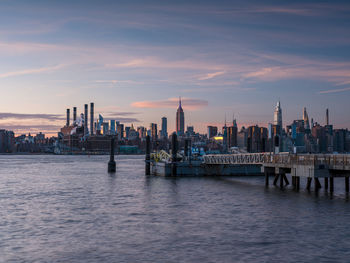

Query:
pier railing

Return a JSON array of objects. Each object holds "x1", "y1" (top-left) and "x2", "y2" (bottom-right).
[{"x1": 204, "y1": 153, "x2": 350, "y2": 169}]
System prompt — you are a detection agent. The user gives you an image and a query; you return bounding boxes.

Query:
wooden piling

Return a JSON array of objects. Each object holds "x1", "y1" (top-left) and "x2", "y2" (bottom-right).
[
  {"x1": 273, "y1": 174, "x2": 279, "y2": 186},
  {"x1": 330, "y1": 177, "x2": 334, "y2": 193},
  {"x1": 324, "y1": 178, "x2": 328, "y2": 190},
  {"x1": 314, "y1": 178, "x2": 321, "y2": 191},
  {"x1": 265, "y1": 170, "x2": 269, "y2": 186},
  {"x1": 345, "y1": 177, "x2": 349, "y2": 193},
  {"x1": 296, "y1": 176, "x2": 300, "y2": 191},
  {"x1": 108, "y1": 138, "x2": 116, "y2": 173},
  {"x1": 306, "y1": 177, "x2": 312, "y2": 191},
  {"x1": 283, "y1": 174, "x2": 289, "y2": 185},
  {"x1": 280, "y1": 173, "x2": 284, "y2": 188},
  {"x1": 145, "y1": 135, "x2": 151, "y2": 175}
]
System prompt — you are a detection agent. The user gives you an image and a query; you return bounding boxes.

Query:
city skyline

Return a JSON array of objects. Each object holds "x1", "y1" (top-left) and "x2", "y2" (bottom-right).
[{"x1": 0, "y1": 0, "x2": 350, "y2": 135}]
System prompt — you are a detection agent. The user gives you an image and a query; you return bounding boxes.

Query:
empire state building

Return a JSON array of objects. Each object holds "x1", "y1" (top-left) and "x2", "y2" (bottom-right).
[{"x1": 176, "y1": 97, "x2": 185, "y2": 136}]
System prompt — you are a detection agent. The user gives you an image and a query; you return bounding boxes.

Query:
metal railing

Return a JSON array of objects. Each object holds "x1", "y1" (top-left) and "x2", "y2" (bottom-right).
[{"x1": 203, "y1": 153, "x2": 350, "y2": 169}]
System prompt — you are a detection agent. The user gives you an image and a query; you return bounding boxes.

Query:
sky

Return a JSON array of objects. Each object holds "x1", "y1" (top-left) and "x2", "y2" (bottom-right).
[{"x1": 0, "y1": 0, "x2": 350, "y2": 136}]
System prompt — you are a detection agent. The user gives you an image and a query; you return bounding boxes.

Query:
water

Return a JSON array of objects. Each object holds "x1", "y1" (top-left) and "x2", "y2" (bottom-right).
[{"x1": 1, "y1": 155, "x2": 350, "y2": 263}]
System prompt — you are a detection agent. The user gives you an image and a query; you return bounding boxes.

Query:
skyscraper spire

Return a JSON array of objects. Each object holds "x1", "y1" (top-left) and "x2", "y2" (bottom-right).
[{"x1": 176, "y1": 96, "x2": 184, "y2": 136}]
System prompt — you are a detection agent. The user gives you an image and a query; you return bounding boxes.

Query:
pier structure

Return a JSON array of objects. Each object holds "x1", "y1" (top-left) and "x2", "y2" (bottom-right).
[
  {"x1": 149, "y1": 150, "x2": 350, "y2": 193},
  {"x1": 203, "y1": 153, "x2": 350, "y2": 193}
]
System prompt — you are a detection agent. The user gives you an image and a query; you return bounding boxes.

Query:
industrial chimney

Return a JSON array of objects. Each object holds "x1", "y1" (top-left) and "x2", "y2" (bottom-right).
[
  {"x1": 326, "y1": 108, "x2": 329, "y2": 126},
  {"x1": 73, "y1": 107, "x2": 77, "y2": 123},
  {"x1": 66, "y1": 108, "x2": 70, "y2": 127},
  {"x1": 84, "y1": 104, "x2": 88, "y2": 136},
  {"x1": 90, "y1": 102, "x2": 94, "y2": 136}
]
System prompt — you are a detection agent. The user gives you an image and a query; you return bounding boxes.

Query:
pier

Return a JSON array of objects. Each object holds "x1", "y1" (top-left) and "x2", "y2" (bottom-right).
[{"x1": 148, "y1": 148, "x2": 350, "y2": 193}]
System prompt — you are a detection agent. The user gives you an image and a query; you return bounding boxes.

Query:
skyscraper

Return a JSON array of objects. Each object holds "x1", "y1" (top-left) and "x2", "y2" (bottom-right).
[
  {"x1": 151, "y1": 123, "x2": 158, "y2": 140},
  {"x1": 176, "y1": 97, "x2": 185, "y2": 136},
  {"x1": 273, "y1": 101, "x2": 282, "y2": 129},
  {"x1": 303, "y1": 107, "x2": 310, "y2": 130},
  {"x1": 110, "y1": 120, "x2": 116, "y2": 134},
  {"x1": 161, "y1": 117, "x2": 168, "y2": 138}
]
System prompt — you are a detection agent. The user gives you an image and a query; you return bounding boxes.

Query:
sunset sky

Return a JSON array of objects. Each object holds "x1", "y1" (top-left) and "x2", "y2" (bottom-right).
[{"x1": 0, "y1": 0, "x2": 350, "y2": 136}]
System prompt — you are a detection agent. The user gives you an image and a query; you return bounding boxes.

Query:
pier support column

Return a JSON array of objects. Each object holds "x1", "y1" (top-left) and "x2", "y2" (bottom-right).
[
  {"x1": 296, "y1": 176, "x2": 300, "y2": 191},
  {"x1": 280, "y1": 173, "x2": 284, "y2": 188},
  {"x1": 145, "y1": 135, "x2": 151, "y2": 175},
  {"x1": 306, "y1": 177, "x2": 312, "y2": 191},
  {"x1": 330, "y1": 177, "x2": 334, "y2": 193},
  {"x1": 264, "y1": 170, "x2": 269, "y2": 186},
  {"x1": 324, "y1": 178, "x2": 328, "y2": 190},
  {"x1": 345, "y1": 177, "x2": 349, "y2": 193},
  {"x1": 171, "y1": 133, "x2": 178, "y2": 176},
  {"x1": 273, "y1": 174, "x2": 279, "y2": 186},
  {"x1": 314, "y1": 178, "x2": 321, "y2": 191},
  {"x1": 292, "y1": 176, "x2": 296, "y2": 189},
  {"x1": 283, "y1": 174, "x2": 289, "y2": 186},
  {"x1": 108, "y1": 138, "x2": 116, "y2": 173}
]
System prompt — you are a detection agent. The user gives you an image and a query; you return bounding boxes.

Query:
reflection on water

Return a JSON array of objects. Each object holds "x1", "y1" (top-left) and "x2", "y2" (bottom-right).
[{"x1": 0, "y1": 155, "x2": 350, "y2": 263}]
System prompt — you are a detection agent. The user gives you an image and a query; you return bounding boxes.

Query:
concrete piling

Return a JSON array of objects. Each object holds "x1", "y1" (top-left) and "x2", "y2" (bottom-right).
[{"x1": 108, "y1": 138, "x2": 116, "y2": 173}]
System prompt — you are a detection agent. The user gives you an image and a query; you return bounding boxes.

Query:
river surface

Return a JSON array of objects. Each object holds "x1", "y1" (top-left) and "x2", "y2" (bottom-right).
[{"x1": 1, "y1": 155, "x2": 350, "y2": 263}]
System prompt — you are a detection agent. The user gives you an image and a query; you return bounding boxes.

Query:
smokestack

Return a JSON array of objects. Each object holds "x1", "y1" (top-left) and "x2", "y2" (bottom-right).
[
  {"x1": 90, "y1": 102, "x2": 94, "y2": 136},
  {"x1": 66, "y1": 108, "x2": 70, "y2": 127},
  {"x1": 84, "y1": 104, "x2": 88, "y2": 136},
  {"x1": 326, "y1": 108, "x2": 329, "y2": 126},
  {"x1": 73, "y1": 107, "x2": 77, "y2": 122}
]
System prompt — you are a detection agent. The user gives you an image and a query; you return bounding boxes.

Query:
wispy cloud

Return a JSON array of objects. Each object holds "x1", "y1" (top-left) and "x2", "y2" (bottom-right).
[
  {"x1": 0, "y1": 64, "x2": 65, "y2": 79},
  {"x1": 319, "y1": 87, "x2": 350, "y2": 94},
  {"x1": 0, "y1": 112, "x2": 64, "y2": 120},
  {"x1": 131, "y1": 97, "x2": 208, "y2": 110},
  {"x1": 198, "y1": 71, "x2": 226, "y2": 80}
]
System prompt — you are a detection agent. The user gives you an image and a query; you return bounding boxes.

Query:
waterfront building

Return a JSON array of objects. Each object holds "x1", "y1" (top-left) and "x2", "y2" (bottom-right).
[
  {"x1": 227, "y1": 126, "x2": 238, "y2": 148},
  {"x1": 207, "y1": 126, "x2": 218, "y2": 139},
  {"x1": 110, "y1": 120, "x2": 116, "y2": 135},
  {"x1": 137, "y1": 126, "x2": 147, "y2": 139},
  {"x1": 117, "y1": 124, "x2": 124, "y2": 140},
  {"x1": 333, "y1": 129, "x2": 348, "y2": 153},
  {"x1": 151, "y1": 123, "x2": 158, "y2": 140},
  {"x1": 161, "y1": 117, "x2": 168, "y2": 139},
  {"x1": 0, "y1": 130, "x2": 15, "y2": 153},
  {"x1": 102, "y1": 122, "x2": 109, "y2": 135},
  {"x1": 176, "y1": 97, "x2": 185, "y2": 136},
  {"x1": 125, "y1": 126, "x2": 131, "y2": 139},
  {"x1": 247, "y1": 125, "x2": 268, "y2": 153}
]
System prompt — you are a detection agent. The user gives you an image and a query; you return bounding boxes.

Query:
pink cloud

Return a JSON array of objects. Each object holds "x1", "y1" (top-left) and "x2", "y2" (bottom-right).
[
  {"x1": 0, "y1": 64, "x2": 65, "y2": 78},
  {"x1": 319, "y1": 87, "x2": 350, "y2": 94},
  {"x1": 131, "y1": 97, "x2": 208, "y2": 110},
  {"x1": 197, "y1": 71, "x2": 226, "y2": 80}
]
